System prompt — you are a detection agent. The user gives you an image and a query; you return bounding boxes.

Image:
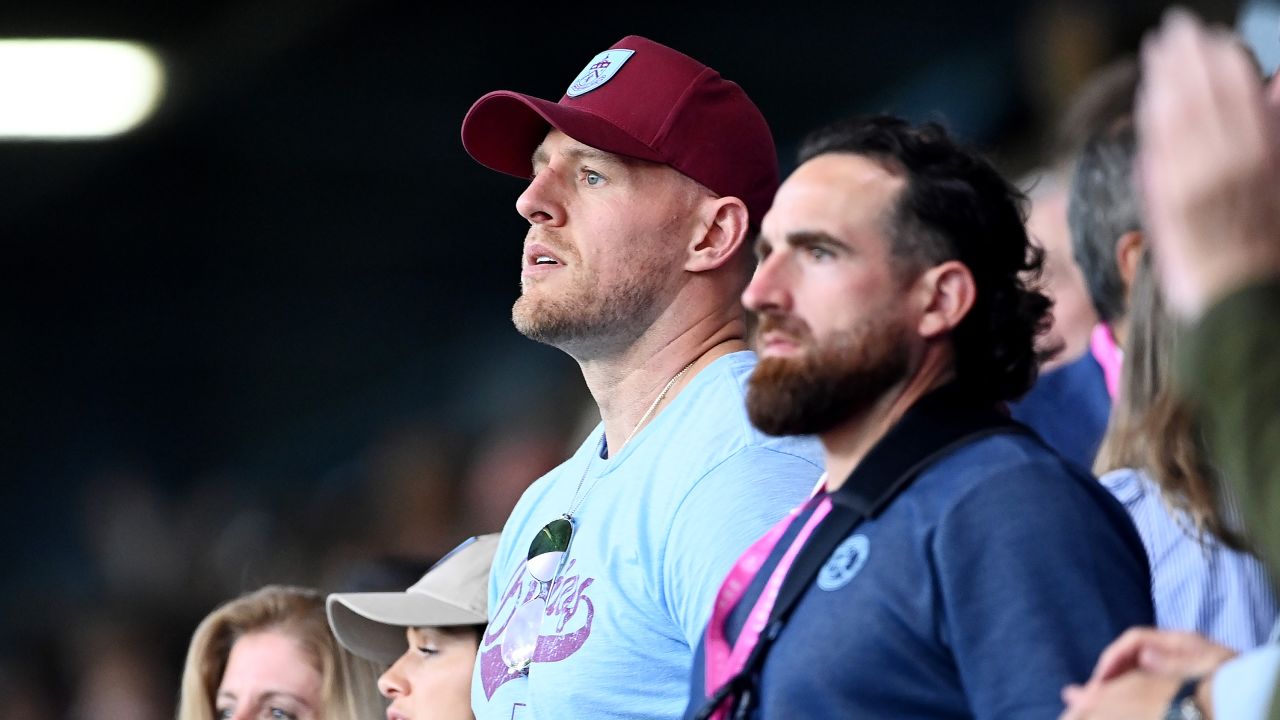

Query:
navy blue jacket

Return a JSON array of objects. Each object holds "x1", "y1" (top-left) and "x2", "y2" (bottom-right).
[
  {"x1": 1011, "y1": 352, "x2": 1111, "y2": 472},
  {"x1": 687, "y1": 394, "x2": 1151, "y2": 720}
]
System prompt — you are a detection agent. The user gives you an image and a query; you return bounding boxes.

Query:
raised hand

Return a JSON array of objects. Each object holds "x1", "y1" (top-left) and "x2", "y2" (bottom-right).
[{"x1": 1136, "y1": 8, "x2": 1280, "y2": 319}]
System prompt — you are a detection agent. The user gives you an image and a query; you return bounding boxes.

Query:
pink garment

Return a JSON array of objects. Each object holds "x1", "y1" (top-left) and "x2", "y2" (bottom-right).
[
  {"x1": 1090, "y1": 323, "x2": 1123, "y2": 400},
  {"x1": 703, "y1": 484, "x2": 831, "y2": 720}
]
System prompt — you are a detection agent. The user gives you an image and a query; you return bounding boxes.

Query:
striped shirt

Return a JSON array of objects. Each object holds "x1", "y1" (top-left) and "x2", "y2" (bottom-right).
[{"x1": 1101, "y1": 468, "x2": 1279, "y2": 651}]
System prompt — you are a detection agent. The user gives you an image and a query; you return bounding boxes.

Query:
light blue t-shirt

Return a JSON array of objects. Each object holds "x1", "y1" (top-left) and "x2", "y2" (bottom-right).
[
  {"x1": 471, "y1": 351, "x2": 822, "y2": 720},
  {"x1": 1100, "y1": 468, "x2": 1279, "y2": 651}
]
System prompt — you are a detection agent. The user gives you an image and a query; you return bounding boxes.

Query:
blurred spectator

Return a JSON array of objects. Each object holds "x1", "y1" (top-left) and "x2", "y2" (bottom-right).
[
  {"x1": 176, "y1": 585, "x2": 383, "y2": 720},
  {"x1": 81, "y1": 470, "x2": 187, "y2": 604},
  {"x1": 0, "y1": 641, "x2": 64, "y2": 720},
  {"x1": 1094, "y1": 250, "x2": 1277, "y2": 651},
  {"x1": 460, "y1": 422, "x2": 568, "y2": 534},
  {"x1": 1052, "y1": 56, "x2": 1139, "y2": 160},
  {"x1": 1011, "y1": 56, "x2": 1139, "y2": 470},
  {"x1": 1014, "y1": 118, "x2": 1141, "y2": 470},
  {"x1": 1023, "y1": 168, "x2": 1098, "y2": 369},
  {"x1": 362, "y1": 423, "x2": 464, "y2": 560},
  {"x1": 65, "y1": 621, "x2": 171, "y2": 720},
  {"x1": 1060, "y1": 9, "x2": 1280, "y2": 720},
  {"x1": 177, "y1": 472, "x2": 281, "y2": 608}
]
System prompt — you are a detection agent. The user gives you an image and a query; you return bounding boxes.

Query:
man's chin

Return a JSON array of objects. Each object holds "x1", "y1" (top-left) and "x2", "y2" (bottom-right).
[
  {"x1": 752, "y1": 354, "x2": 806, "y2": 379},
  {"x1": 512, "y1": 298, "x2": 560, "y2": 342},
  {"x1": 746, "y1": 403, "x2": 832, "y2": 437},
  {"x1": 746, "y1": 354, "x2": 906, "y2": 438},
  {"x1": 746, "y1": 362, "x2": 825, "y2": 436},
  {"x1": 511, "y1": 297, "x2": 598, "y2": 349}
]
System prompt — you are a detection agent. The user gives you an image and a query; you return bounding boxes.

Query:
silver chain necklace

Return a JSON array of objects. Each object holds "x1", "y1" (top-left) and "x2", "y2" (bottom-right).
[{"x1": 563, "y1": 359, "x2": 697, "y2": 520}]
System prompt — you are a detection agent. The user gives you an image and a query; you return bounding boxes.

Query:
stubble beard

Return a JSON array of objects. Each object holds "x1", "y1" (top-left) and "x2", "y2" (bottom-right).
[
  {"x1": 747, "y1": 311, "x2": 911, "y2": 436},
  {"x1": 511, "y1": 244, "x2": 673, "y2": 355}
]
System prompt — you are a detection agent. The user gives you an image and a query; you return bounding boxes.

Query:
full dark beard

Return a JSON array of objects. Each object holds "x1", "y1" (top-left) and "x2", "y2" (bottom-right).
[{"x1": 747, "y1": 314, "x2": 911, "y2": 436}]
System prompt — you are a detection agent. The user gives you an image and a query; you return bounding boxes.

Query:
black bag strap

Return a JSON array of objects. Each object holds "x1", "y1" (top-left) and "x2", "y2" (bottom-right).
[{"x1": 693, "y1": 384, "x2": 1029, "y2": 720}]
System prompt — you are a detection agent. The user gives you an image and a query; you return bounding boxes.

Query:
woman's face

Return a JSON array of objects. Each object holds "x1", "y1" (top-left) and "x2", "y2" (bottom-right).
[
  {"x1": 378, "y1": 626, "x2": 478, "y2": 720},
  {"x1": 216, "y1": 630, "x2": 322, "y2": 720}
]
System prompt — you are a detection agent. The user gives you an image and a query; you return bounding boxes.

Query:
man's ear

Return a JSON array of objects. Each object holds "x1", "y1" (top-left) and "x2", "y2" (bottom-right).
[
  {"x1": 916, "y1": 260, "x2": 976, "y2": 339},
  {"x1": 1115, "y1": 229, "x2": 1145, "y2": 291},
  {"x1": 685, "y1": 196, "x2": 749, "y2": 273}
]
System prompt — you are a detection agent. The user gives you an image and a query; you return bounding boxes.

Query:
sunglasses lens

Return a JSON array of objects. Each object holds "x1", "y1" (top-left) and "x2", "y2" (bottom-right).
[
  {"x1": 501, "y1": 595, "x2": 546, "y2": 671},
  {"x1": 504, "y1": 516, "x2": 573, "y2": 671},
  {"x1": 526, "y1": 517, "x2": 573, "y2": 582}
]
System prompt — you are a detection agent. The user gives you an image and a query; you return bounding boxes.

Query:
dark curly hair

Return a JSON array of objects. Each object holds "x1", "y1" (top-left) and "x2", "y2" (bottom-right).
[{"x1": 797, "y1": 115, "x2": 1051, "y2": 403}]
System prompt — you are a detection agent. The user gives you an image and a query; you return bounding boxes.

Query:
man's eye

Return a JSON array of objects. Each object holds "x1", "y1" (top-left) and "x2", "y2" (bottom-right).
[
  {"x1": 807, "y1": 245, "x2": 834, "y2": 260},
  {"x1": 584, "y1": 171, "x2": 604, "y2": 186}
]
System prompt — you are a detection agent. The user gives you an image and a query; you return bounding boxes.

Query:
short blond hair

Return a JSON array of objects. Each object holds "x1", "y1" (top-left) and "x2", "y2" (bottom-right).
[{"x1": 176, "y1": 585, "x2": 383, "y2": 720}]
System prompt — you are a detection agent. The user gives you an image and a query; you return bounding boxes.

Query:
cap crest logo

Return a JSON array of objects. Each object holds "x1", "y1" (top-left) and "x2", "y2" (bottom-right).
[{"x1": 566, "y1": 49, "x2": 634, "y2": 98}]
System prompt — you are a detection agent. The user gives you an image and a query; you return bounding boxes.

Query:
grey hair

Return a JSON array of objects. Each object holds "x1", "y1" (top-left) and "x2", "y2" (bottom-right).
[{"x1": 1067, "y1": 119, "x2": 1140, "y2": 324}]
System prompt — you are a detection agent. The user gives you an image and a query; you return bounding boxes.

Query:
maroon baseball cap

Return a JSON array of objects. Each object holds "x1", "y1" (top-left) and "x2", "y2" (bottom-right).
[{"x1": 460, "y1": 35, "x2": 779, "y2": 227}]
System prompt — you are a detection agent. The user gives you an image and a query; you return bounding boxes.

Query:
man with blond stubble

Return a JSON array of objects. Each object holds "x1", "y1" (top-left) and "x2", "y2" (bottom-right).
[{"x1": 459, "y1": 36, "x2": 821, "y2": 720}]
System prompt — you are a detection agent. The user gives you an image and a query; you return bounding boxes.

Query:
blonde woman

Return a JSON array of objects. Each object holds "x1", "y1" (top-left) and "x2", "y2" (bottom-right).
[
  {"x1": 177, "y1": 585, "x2": 383, "y2": 720},
  {"x1": 1095, "y1": 251, "x2": 1278, "y2": 651}
]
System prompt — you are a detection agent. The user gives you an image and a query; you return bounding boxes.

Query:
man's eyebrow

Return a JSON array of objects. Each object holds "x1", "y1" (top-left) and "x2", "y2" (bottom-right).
[
  {"x1": 757, "y1": 230, "x2": 847, "y2": 254},
  {"x1": 785, "y1": 230, "x2": 850, "y2": 250},
  {"x1": 531, "y1": 146, "x2": 550, "y2": 171},
  {"x1": 561, "y1": 146, "x2": 631, "y2": 168},
  {"x1": 530, "y1": 143, "x2": 633, "y2": 170}
]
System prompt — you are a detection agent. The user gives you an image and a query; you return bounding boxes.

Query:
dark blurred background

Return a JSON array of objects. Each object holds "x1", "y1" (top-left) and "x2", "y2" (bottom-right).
[{"x1": 1, "y1": 0, "x2": 1267, "y2": 716}]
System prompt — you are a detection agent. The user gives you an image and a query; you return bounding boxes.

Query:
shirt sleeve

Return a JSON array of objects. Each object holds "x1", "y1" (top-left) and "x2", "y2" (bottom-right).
[
  {"x1": 661, "y1": 446, "x2": 820, "y2": 647},
  {"x1": 1102, "y1": 468, "x2": 1280, "y2": 653},
  {"x1": 932, "y1": 458, "x2": 1155, "y2": 720},
  {"x1": 1212, "y1": 646, "x2": 1280, "y2": 720}
]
